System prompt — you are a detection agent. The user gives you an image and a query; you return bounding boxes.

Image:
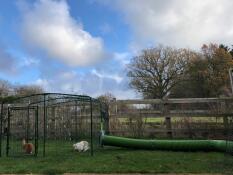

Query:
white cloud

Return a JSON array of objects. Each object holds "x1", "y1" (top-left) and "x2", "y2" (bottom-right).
[
  {"x1": 21, "y1": 0, "x2": 106, "y2": 66},
  {"x1": 33, "y1": 69, "x2": 137, "y2": 99},
  {"x1": 113, "y1": 52, "x2": 131, "y2": 66},
  {"x1": 60, "y1": 71, "x2": 77, "y2": 79},
  {"x1": 35, "y1": 78, "x2": 50, "y2": 89},
  {"x1": 21, "y1": 57, "x2": 40, "y2": 67},
  {"x1": 109, "y1": 0, "x2": 233, "y2": 49},
  {"x1": 91, "y1": 69, "x2": 123, "y2": 83}
]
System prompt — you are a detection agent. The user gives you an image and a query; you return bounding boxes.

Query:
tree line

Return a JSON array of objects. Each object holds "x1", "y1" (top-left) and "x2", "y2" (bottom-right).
[
  {"x1": 127, "y1": 43, "x2": 233, "y2": 99},
  {"x1": 0, "y1": 79, "x2": 44, "y2": 98}
]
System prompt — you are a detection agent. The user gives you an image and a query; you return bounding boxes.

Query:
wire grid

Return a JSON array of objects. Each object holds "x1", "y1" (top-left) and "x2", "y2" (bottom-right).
[
  {"x1": 0, "y1": 103, "x2": 8, "y2": 157},
  {"x1": 0, "y1": 93, "x2": 103, "y2": 157},
  {"x1": 7, "y1": 106, "x2": 38, "y2": 157}
]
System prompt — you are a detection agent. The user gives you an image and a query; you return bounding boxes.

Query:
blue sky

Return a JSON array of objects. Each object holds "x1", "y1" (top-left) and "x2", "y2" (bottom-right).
[{"x1": 0, "y1": 0, "x2": 232, "y2": 99}]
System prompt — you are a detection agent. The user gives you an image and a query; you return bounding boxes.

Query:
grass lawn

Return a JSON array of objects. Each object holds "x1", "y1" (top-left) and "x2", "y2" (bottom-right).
[{"x1": 0, "y1": 140, "x2": 233, "y2": 175}]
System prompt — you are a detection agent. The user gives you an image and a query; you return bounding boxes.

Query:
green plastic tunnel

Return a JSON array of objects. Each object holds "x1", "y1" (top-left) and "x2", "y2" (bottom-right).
[{"x1": 101, "y1": 134, "x2": 233, "y2": 152}]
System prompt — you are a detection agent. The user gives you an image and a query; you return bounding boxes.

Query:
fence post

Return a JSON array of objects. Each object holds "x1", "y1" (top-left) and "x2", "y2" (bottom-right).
[
  {"x1": 219, "y1": 96, "x2": 228, "y2": 137},
  {"x1": 6, "y1": 106, "x2": 10, "y2": 157},
  {"x1": 163, "y1": 98, "x2": 172, "y2": 138},
  {"x1": 43, "y1": 94, "x2": 46, "y2": 157},
  {"x1": 105, "y1": 105, "x2": 110, "y2": 134},
  {"x1": 107, "y1": 98, "x2": 117, "y2": 135}
]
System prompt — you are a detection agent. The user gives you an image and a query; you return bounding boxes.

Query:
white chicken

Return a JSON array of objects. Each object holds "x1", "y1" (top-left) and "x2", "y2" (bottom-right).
[{"x1": 73, "y1": 141, "x2": 89, "y2": 152}]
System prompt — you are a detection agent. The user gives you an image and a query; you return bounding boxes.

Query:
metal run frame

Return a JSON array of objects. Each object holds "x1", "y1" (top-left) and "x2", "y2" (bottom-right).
[
  {"x1": 0, "y1": 93, "x2": 107, "y2": 157},
  {"x1": 6, "y1": 106, "x2": 39, "y2": 157}
]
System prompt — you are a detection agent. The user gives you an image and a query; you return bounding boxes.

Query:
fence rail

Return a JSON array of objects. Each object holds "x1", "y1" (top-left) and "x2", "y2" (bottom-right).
[
  {"x1": 107, "y1": 97, "x2": 233, "y2": 139},
  {"x1": 113, "y1": 97, "x2": 233, "y2": 104}
]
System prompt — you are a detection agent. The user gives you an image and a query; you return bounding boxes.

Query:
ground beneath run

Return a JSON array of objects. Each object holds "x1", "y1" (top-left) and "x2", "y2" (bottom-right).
[
  {"x1": 0, "y1": 141, "x2": 232, "y2": 174},
  {"x1": 0, "y1": 173, "x2": 223, "y2": 175},
  {"x1": 64, "y1": 174, "x2": 223, "y2": 175}
]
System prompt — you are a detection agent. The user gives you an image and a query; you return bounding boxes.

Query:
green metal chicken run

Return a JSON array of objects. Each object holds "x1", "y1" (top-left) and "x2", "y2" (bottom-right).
[{"x1": 0, "y1": 93, "x2": 107, "y2": 157}]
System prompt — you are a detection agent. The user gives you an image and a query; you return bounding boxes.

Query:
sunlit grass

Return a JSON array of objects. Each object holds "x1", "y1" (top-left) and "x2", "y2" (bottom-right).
[{"x1": 0, "y1": 140, "x2": 232, "y2": 174}]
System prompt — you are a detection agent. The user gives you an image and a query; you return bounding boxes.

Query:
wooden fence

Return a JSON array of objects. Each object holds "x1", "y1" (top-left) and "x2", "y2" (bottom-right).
[{"x1": 107, "y1": 97, "x2": 233, "y2": 139}]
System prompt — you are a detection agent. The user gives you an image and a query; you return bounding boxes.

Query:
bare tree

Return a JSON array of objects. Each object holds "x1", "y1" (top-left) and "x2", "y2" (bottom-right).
[
  {"x1": 127, "y1": 45, "x2": 193, "y2": 99},
  {"x1": 14, "y1": 85, "x2": 44, "y2": 96},
  {"x1": 97, "y1": 92, "x2": 116, "y2": 106},
  {"x1": 0, "y1": 79, "x2": 12, "y2": 97}
]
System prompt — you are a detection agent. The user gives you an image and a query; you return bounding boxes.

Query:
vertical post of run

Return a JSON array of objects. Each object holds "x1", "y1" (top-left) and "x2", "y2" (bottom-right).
[
  {"x1": 99, "y1": 101, "x2": 104, "y2": 147},
  {"x1": 75, "y1": 100, "x2": 78, "y2": 141},
  {"x1": 90, "y1": 97, "x2": 93, "y2": 156},
  {"x1": 35, "y1": 106, "x2": 38, "y2": 157},
  {"x1": 26, "y1": 104, "x2": 30, "y2": 143},
  {"x1": 43, "y1": 94, "x2": 46, "y2": 157},
  {"x1": 6, "y1": 106, "x2": 10, "y2": 157},
  {"x1": 0, "y1": 101, "x2": 3, "y2": 157}
]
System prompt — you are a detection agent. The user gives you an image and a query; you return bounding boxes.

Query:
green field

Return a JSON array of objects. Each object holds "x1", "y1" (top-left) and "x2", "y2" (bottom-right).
[
  {"x1": 0, "y1": 140, "x2": 233, "y2": 174},
  {"x1": 118, "y1": 117, "x2": 224, "y2": 123}
]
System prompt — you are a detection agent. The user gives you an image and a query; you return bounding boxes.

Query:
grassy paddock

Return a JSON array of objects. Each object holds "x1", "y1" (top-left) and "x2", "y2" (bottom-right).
[
  {"x1": 0, "y1": 140, "x2": 233, "y2": 174},
  {"x1": 118, "y1": 117, "x2": 224, "y2": 123}
]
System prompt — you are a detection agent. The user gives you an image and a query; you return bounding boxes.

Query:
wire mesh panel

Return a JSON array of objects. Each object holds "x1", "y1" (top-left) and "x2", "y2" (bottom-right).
[
  {"x1": 0, "y1": 103, "x2": 8, "y2": 157},
  {"x1": 37, "y1": 95, "x2": 103, "y2": 157},
  {"x1": 0, "y1": 93, "x2": 107, "y2": 157},
  {"x1": 46, "y1": 101, "x2": 81, "y2": 156},
  {"x1": 45, "y1": 104, "x2": 72, "y2": 156},
  {"x1": 7, "y1": 106, "x2": 38, "y2": 157},
  {"x1": 92, "y1": 100, "x2": 102, "y2": 148}
]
